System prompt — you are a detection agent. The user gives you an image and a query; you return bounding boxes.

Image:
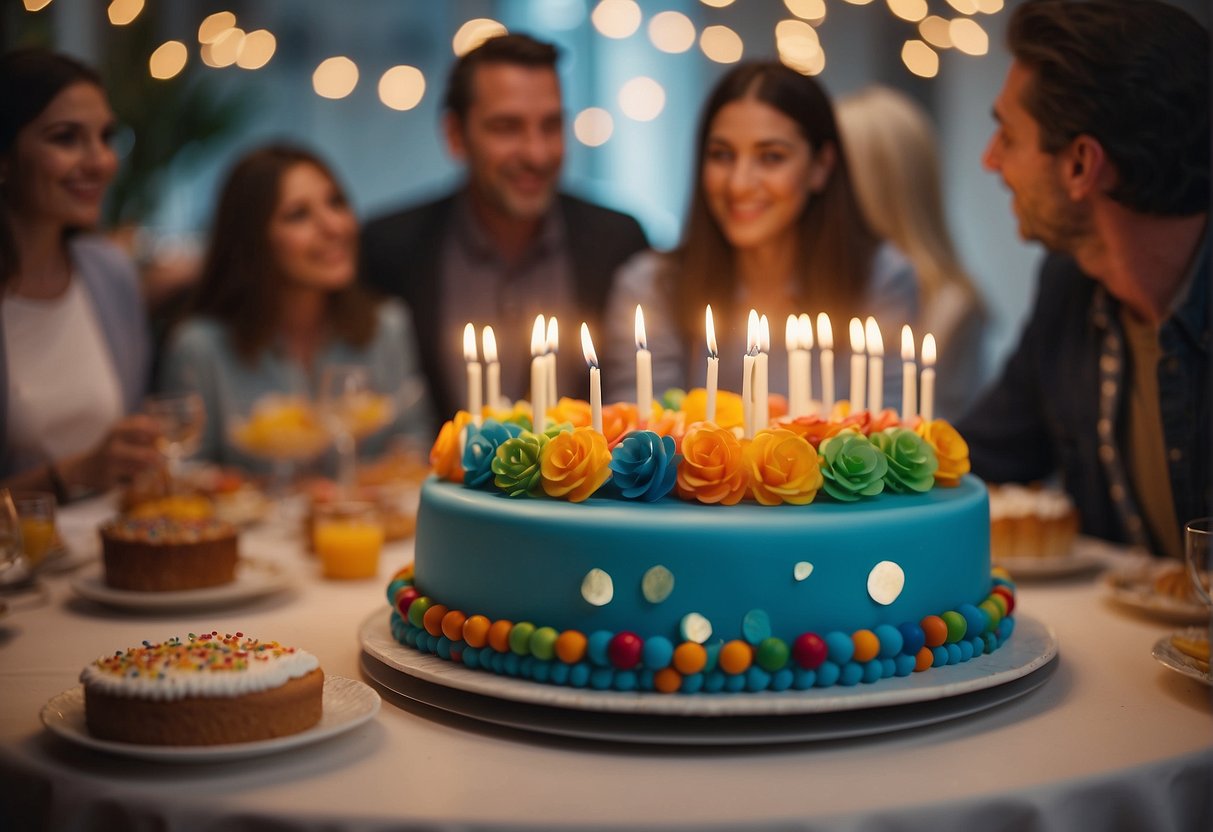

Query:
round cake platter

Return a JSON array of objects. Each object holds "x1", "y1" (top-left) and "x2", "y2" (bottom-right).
[{"x1": 357, "y1": 610, "x2": 1059, "y2": 745}]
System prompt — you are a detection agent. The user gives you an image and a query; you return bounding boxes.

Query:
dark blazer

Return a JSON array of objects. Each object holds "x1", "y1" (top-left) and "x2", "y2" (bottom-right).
[{"x1": 360, "y1": 191, "x2": 649, "y2": 428}]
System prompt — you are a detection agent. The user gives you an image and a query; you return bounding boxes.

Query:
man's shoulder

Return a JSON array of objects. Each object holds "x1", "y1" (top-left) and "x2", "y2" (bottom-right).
[{"x1": 557, "y1": 193, "x2": 645, "y2": 234}]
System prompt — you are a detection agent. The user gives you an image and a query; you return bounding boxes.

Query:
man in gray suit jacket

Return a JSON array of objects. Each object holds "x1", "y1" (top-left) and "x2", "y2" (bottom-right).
[{"x1": 361, "y1": 34, "x2": 648, "y2": 428}]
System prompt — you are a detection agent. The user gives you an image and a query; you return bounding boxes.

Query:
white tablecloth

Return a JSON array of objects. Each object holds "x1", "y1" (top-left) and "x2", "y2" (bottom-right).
[{"x1": 1, "y1": 495, "x2": 1210, "y2": 831}]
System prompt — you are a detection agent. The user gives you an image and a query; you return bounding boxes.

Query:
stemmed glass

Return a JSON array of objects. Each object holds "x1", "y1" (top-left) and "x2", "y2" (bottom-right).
[
  {"x1": 1184, "y1": 518, "x2": 1212, "y2": 610},
  {"x1": 145, "y1": 392, "x2": 205, "y2": 492},
  {"x1": 318, "y1": 365, "x2": 394, "y2": 498}
]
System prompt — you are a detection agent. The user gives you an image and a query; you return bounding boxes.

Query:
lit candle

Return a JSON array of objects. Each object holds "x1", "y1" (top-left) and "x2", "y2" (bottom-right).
[
  {"x1": 849, "y1": 317, "x2": 866, "y2": 412},
  {"x1": 865, "y1": 317, "x2": 884, "y2": 414},
  {"x1": 742, "y1": 309, "x2": 758, "y2": 438},
  {"x1": 755, "y1": 314, "x2": 770, "y2": 432},
  {"x1": 463, "y1": 322, "x2": 482, "y2": 423},
  {"x1": 581, "y1": 322, "x2": 602, "y2": 433},
  {"x1": 635, "y1": 305, "x2": 652, "y2": 426},
  {"x1": 787, "y1": 315, "x2": 806, "y2": 419},
  {"x1": 530, "y1": 314, "x2": 548, "y2": 431},
  {"x1": 901, "y1": 325, "x2": 917, "y2": 422},
  {"x1": 546, "y1": 317, "x2": 559, "y2": 406},
  {"x1": 921, "y1": 333, "x2": 937, "y2": 423},
  {"x1": 817, "y1": 313, "x2": 835, "y2": 411},
  {"x1": 705, "y1": 305, "x2": 719, "y2": 424},
  {"x1": 798, "y1": 313, "x2": 814, "y2": 416},
  {"x1": 482, "y1": 325, "x2": 500, "y2": 411}
]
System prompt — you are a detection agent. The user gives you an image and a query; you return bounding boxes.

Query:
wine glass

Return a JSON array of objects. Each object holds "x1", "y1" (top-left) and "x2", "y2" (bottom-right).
[
  {"x1": 145, "y1": 392, "x2": 205, "y2": 492},
  {"x1": 228, "y1": 393, "x2": 330, "y2": 503},
  {"x1": 318, "y1": 365, "x2": 394, "y2": 498},
  {"x1": 1184, "y1": 518, "x2": 1212, "y2": 609}
]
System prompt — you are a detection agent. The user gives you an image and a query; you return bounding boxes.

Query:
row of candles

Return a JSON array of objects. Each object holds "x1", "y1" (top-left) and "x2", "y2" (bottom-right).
[{"x1": 462, "y1": 308, "x2": 939, "y2": 437}]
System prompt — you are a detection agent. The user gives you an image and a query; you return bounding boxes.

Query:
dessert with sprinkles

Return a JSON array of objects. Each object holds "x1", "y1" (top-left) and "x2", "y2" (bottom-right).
[
  {"x1": 99, "y1": 515, "x2": 239, "y2": 591},
  {"x1": 81, "y1": 631, "x2": 323, "y2": 745}
]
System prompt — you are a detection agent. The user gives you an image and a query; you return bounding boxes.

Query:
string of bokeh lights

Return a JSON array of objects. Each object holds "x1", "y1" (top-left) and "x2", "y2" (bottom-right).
[{"x1": 23, "y1": 0, "x2": 1004, "y2": 149}]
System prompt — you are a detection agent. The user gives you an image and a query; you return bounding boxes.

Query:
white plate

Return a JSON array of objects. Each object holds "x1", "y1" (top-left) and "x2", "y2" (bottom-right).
[
  {"x1": 1102, "y1": 562, "x2": 1211, "y2": 625},
  {"x1": 994, "y1": 536, "x2": 1119, "y2": 579},
  {"x1": 70, "y1": 557, "x2": 294, "y2": 611},
  {"x1": 359, "y1": 610, "x2": 1058, "y2": 719},
  {"x1": 40, "y1": 676, "x2": 380, "y2": 762},
  {"x1": 1152, "y1": 629, "x2": 1212, "y2": 687}
]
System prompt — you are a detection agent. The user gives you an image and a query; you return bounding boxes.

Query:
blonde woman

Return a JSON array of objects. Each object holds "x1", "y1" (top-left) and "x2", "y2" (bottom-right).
[{"x1": 837, "y1": 85, "x2": 985, "y2": 420}]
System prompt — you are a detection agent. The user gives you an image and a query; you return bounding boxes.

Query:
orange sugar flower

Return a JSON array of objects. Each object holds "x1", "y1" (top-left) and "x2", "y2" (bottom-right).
[
  {"x1": 647, "y1": 407, "x2": 687, "y2": 452},
  {"x1": 915, "y1": 419, "x2": 971, "y2": 487},
  {"x1": 866, "y1": 408, "x2": 902, "y2": 434},
  {"x1": 745, "y1": 428, "x2": 823, "y2": 506},
  {"x1": 539, "y1": 426, "x2": 613, "y2": 502},
  {"x1": 601, "y1": 401, "x2": 640, "y2": 448},
  {"x1": 679, "y1": 388, "x2": 745, "y2": 432},
  {"x1": 780, "y1": 415, "x2": 845, "y2": 449},
  {"x1": 675, "y1": 422, "x2": 748, "y2": 505},
  {"x1": 548, "y1": 397, "x2": 592, "y2": 429},
  {"x1": 430, "y1": 410, "x2": 472, "y2": 483}
]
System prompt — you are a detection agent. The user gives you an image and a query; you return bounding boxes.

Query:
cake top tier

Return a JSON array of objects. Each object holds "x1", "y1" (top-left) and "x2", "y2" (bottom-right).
[{"x1": 100, "y1": 515, "x2": 236, "y2": 543}]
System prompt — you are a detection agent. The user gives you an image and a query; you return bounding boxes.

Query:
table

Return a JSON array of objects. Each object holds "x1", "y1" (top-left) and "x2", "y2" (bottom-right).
[{"x1": 1, "y1": 495, "x2": 1210, "y2": 831}]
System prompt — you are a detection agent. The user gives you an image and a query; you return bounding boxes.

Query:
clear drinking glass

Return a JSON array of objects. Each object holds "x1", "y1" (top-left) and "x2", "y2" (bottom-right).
[
  {"x1": 1183, "y1": 518, "x2": 1212, "y2": 609},
  {"x1": 12, "y1": 491, "x2": 57, "y2": 569},
  {"x1": 145, "y1": 392, "x2": 205, "y2": 490},
  {"x1": 318, "y1": 365, "x2": 394, "y2": 497},
  {"x1": 0, "y1": 489, "x2": 26, "y2": 583},
  {"x1": 313, "y1": 501, "x2": 384, "y2": 579}
]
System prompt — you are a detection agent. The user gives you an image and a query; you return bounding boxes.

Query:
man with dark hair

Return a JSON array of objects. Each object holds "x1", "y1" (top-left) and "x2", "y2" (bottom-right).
[
  {"x1": 959, "y1": 0, "x2": 1210, "y2": 559},
  {"x1": 361, "y1": 34, "x2": 648, "y2": 428}
]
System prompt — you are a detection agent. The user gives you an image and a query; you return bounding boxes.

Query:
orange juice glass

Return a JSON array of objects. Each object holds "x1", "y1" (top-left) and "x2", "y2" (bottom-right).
[
  {"x1": 14, "y1": 491, "x2": 57, "y2": 567},
  {"x1": 314, "y1": 502, "x2": 384, "y2": 579}
]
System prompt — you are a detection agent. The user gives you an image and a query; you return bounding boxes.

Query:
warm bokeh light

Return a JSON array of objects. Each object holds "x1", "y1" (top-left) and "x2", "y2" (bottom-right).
[
  {"x1": 198, "y1": 11, "x2": 236, "y2": 44},
  {"x1": 841, "y1": 0, "x2": 875, "y2": 5},
  {"x1": 619, "y1": 76, "x2": 666, "y2": 122},
  {"x1": 946, "y1": 0, "x2": 978, "y2": 13},
  {"x1": 107, "y1": 0, "x2": 143, "y2": 26},
  {"x1": 919, "y1": 16, "x2": 953, "y2": 49},
  {"x1": 699, "y1": 0, "x2": 735, "y2": 8},
  {"x1": 313, "y1": 57, "x2": 359, "y2": 100},
  {"x1": 902, "y1": 39, "x2": 939, "y2": 78},
  {"x1": 975, "y1": 0, "x2": 1005, "y2": 12},
  {"x1": 452, "y1": 18, "x2": 508, "y2": 57},
  {"x1": 949, "y1": 17, "x2": 989, "y2": 55},
  {"x1": 23, "y1": 0, "x2": 53, "y2": 11},
  {"x1": 648, "y1": 11, "x2": 695, "y2": 53},
  {"x1": 700, "y1": 25, "x2": 744, "y2": 64},
  {"x1": 201, "y1": 27, "x2": 244, "y2": 68},
  {"x1": 148, "y1": 41, "x2": 187, "y2": 80},
  {"x1": 378, "y1": 65, "x2": 426, "y2": 111},
  {"x1": 592, "y1": 0, "x2": 642, "y2": 40},
  {"x1": 784, "y1": 0, "x2": 826, "y2": 23},
  {"x1": 236, "y1": 29, "x2": 276, "y2": 70},
  {"x1": 887, "y1": 0, "x2": 928, "y2": 23},
  {"x1": 776, "y1": 19, "x2": 823, "y2": 75},
  {"x1": 574, "y1": 107, "x2": 614, "y2": 146}
]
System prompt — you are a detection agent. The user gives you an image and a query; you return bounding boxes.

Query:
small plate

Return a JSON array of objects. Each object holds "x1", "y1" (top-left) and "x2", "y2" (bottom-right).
[
  {"x1": 40, "y1": 676, "x2": 380, "y2": 762},
  {"x1": 70, "y1": 557, "x2": 294, "y2": 611},
  {"x1": 1103, "y1": 563, "x2": 1211, "y2": 625},
  {"x1": 995, "y1": 536, "x2": 1117, "y2": 579},
  {"x1": 1152, "y1": 629, "x2": 1212, "y2": 687}
]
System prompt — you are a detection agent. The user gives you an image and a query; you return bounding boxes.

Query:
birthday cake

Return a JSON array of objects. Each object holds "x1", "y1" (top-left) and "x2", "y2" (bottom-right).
[
  {"x1": 81, "y1": 631, "x2": 323, "y2": 745},
  {"x1": 100, "y1": 515, "x2": 239, "y2": 591},
  {"x1": 384, "y1": 398, "x2": 1016, "y2": 695}
]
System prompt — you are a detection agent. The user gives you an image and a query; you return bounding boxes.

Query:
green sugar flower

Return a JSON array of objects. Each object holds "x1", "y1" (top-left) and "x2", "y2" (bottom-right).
[
  {"x1": 870, "y1": 428, "x2": 938, "y2": 494},
  {"x1": 818, "y1": 430, "x2": 887, "y2": 501},
  {"x1": 492, "y1": 431, "x2": 549, "y2": 497}
]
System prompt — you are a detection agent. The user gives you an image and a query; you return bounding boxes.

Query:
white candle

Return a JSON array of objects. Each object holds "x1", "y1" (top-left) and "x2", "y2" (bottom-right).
[
  {"x1": 901, "y1": 325, "x2": 917, "y2": 422},
  {"x1": 921, "y1": 333, "x2": 937, "y2": 423},
  {"x1": 634, "y1": 305, "x2": 652, "y2": 426},
  {"x1": 798, "y1": 313, "x2": 814, "y2": 416},
  {"x1": 546, "y1": 317, "x2": 559, "y2": 406},
  {"x1": 849, "y1": 317, "x2": 866, "y2": 412},
  {"x1": 865, "y1": 317, "x2": 884, "y2": 414},
  {"x1": 463, "y1": 322, "x2": 482, "y2": 423},
  {"x1": 705, "y1": 305, "x2": 719, "y2": 424},
  {"x1": 482, "y1": 325, "x2": 500, "y2": 411},
  {"x1": 755, "y1": 314, "x2": 770, "y2": 432},
  {"x1": 530, "y1": 314, "x2": 548, "y2": 431},
  {"x1": 581, "y1": 322, "x2": 602, "y2": 434},
  {"x1": 787, "y1": 315, "x2": 806, "y2": 419},
  {"x1": 817, "y1": 313, "x2": 835, "y2": 412},
  {"x1": 742, "y1": 310, "x2": 758, "y2": 438}
]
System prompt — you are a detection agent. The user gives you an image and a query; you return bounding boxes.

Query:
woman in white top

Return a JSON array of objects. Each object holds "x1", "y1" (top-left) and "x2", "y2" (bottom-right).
[{"x1": 0, "y1": 49, "x2": 157, "y2": 500}]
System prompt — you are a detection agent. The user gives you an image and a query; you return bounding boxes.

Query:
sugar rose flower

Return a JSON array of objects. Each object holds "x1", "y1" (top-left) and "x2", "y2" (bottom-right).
[
  {"x1": 870, "y1": 428, "x2": 938, "y2": 494},
  {"x1": 609, "y1": 431, "x2": 681, "y2": 502},
  {"x1": 540, "y1": 426, "x2": 613, "y2": 502},
  {"x1": 486, "y1": 401, "x2": 534, "y2": 432},
  {"x1": 915, "y1": 419, "x2": 970, "y2": 487},
  {"x1": 461, "y1": 419, "x2": 524, "y2": 488},
  {"x1": 867, "y1": 408, "x2": 902, "y2": 434},
  {"x1": 548, "y1": 397, "x2": 591, "y2": 428},
  {"x1": 780, "y1": 415, "x2": 844, "y2": 449},
  {"x1": 646, "y1": 406, "x2": 687, "y2": 452},
  {"x1": 818, "y1": 430, "x2": 887, "y2": 501},
  {"x1": 430, "y1": 410, "x2": 472, "y2": 483},
  {"x1": 675, "y1": 423, "x2": 748, "y2": 505},
  {"x1": 745, "y1": 428, "x2": 823, "y2": 506},
  {"x1": 492, "y1": 431, "x2": 549, "y2": 497},
  {"x1": 601, "y1": 402, "x2": 640, "y2": 448},
  {"x1": 679, "y1": 388, "x2": 745, "y2": 432}
]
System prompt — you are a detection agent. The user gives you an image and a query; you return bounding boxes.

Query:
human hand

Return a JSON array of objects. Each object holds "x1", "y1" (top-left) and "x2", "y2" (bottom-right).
[{"x1": 69, "y1": 415, "x2": 164, "y2": 492}]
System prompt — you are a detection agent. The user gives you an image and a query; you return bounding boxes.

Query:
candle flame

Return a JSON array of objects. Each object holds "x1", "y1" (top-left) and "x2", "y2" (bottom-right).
[
  {"x1": 463, "y1": 322, "x2": 478, "y2": 362},
  {"x1": 531, "y1": 314, "x2": 547, "y2": 358},
  {"x1": 849, "y1": 317, "x2": 866, "y2": 354},
  {"x1": 798, "y1": 313, "x2": 814, "y2": 349},
  {"x1": 482, "y1": 325, "x2": 498, "y2": 364},
  {"x1": 634, "y1": 304, "x2": 648, "y2": 351},
  {"x1": 864, "y1": 317, "x2": 883, "y2": 357},
  {"x1": 901, "y1": 325, "x2": 915, "y2": 362},
  {"x1": 786, "y1": 315, "x2": 798, "y2": 351},
  {"x1": 546, "y1": 316, "x2": 559, "y2": 352},
  {"x1": 817, "y1": 312, "x2": 833, "y2": 350},
  {"x1": 705, "y1": 305, "x2": 718, "y2": 357},
  {"x1": 923, "y1": 333, "x2": 937, "y2": 366},
  {"x1": 580, "y1": 322, "x2": 599, "y2": 368},
  {"x1": 759, "y1": 314, "x2": 770, "y2": 353},
  {"x1": 747, "y1": 309, "x2": 760, "y2": 355}
]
